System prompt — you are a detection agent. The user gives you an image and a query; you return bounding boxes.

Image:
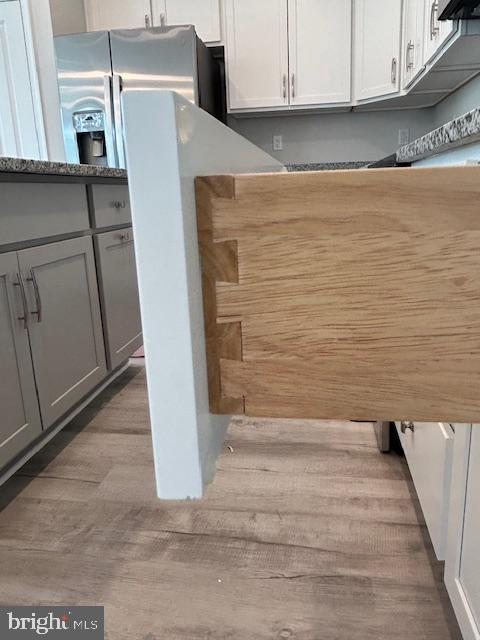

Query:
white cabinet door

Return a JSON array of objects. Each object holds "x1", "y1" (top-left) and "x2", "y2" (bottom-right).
[
  {"x1": 445, "y1": 424, "x2": 480, "y2": 640},
  {"x1": 288, "y1": 0, "x2": 351, "y2": 105},
  {"x1": 0, "y1": 1, "x2": 40, "y2": 159},
  {"x1": 84, "y1": 0, "x2": 153, "y2": 31},
  {"x1": 423, "y1": 0, "x2": 457, "y2": 64},
  {"x1": 160, "y1": 0, "x2": 221, "y2": 43},
  {"x1": 403, "y1": 0, "x2": 425, "y2": 88},
  {"x1": 354, "y1": 0, "x2": 402, "y2": 101},
  {"x1": 225, "y1": 0, "x2": 289, "y2": 110}
]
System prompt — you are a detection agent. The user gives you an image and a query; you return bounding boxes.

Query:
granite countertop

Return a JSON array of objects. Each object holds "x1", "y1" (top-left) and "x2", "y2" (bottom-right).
[
  {"x1": 286, "y1": 161, "x2": 371, "y2": 171},
  {"x1": 397, "y1": 107, "x2": 480, "y2": 163},
  {"x1": 0, "y1": 156, "x2": 127, "y2": 179}
]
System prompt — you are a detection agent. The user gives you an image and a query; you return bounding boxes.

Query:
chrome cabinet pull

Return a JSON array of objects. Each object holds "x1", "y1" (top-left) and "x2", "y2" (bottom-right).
[
  {"x1": 111, "y1": 200, "x2": 127, "y2": 209},
  {"x1": 13, "y1": 273, "x2": 28, "y2": 329},
  {"x1": 282, "y1": 74, "x2": 287, "y2": 99},
  {"x1": 145, "y1": 13, "x2": 151, "y2": 27},
  {"x1": 27, "y1": 269, "x2": 42, "y2": 323},
  {"x1": 291, "y1": 73, "x2": 295, "y2": 99},
  {"x1": 430, "y1": 1, "x2": 439, "y2": 39},
  {"x1": 400, "y1": 421, "x2": 415, "y2": 434},
  {"x1": 391, "y1": 57, "x2": 397, "y2": 84},
  {"x1": 160, "y1": 12, "x2": 166, "y2": 26},
  {"x1": 406, "y1": 41, "x2": 414, "y2": 70},
  {"x1": 118, "y1": 231, "x2": 132, "y2": 242}
]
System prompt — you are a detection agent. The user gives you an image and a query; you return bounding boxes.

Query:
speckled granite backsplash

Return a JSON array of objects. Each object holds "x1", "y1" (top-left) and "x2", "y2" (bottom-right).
[{"x1": 397, "y1": 107, "x2": 480, "y2": 163}]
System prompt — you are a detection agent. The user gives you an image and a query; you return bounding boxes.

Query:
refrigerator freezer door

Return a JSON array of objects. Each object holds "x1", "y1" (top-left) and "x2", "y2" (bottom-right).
[
  {"x1": 109, "y1": 26, "x2": 199, "y2": 99},
  {"x1": 109, "y1": 26, "x2": 199, "y2": 166},
  {"x1": 54, "y1": 32, "x2": 118, "y2": 167}
]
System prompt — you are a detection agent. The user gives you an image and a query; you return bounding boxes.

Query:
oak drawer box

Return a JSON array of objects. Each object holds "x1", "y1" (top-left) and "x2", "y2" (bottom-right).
[
  {"x1": 396, "y1": 420, "x2": 454, "y2": 560},
  {"x1": 90, "y1": 185, "x2": 131, "y2": 229},
  {"x1": 0, "y1": 183, "x2": 89, "y2": 246}
]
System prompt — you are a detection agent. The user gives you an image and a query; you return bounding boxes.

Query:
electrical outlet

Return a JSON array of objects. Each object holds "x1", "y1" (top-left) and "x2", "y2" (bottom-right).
[
  {"x1": 398, "y1": 128, "x2": 410, "y2": 145},
  {"x1": 273, "y1": 135, "x2": 283, "y2": 151}
]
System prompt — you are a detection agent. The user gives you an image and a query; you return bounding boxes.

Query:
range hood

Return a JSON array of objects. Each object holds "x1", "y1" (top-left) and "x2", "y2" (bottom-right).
[{"x1": 438, "y1": 0, "x2": 480, "y2": 19}]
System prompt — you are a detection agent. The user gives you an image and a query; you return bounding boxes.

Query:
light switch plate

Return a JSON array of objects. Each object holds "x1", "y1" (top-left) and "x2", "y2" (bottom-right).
[{"x1": 273, "y1": 135, "x2": 283, "y2": 151}]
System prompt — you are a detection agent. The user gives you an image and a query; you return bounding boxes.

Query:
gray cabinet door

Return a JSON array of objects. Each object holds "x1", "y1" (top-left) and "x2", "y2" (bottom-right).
[
  {"x1": 0, "y1": 252, "x2": 42, "y2": 469},
  {"x1": 18, "y1": 237, "x2": 107, "y2": 429},
  {"x1": 95, "y1": 228, "x2": 142, "y2": 369}
]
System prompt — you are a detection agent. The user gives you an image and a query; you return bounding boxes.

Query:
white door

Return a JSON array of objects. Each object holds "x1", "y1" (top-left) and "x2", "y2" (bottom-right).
[
  {"x1": 84, "y1": 0, "x2": 153, "y2": 31},
  {"x1": 160, "y1": 0, "x2": 221, "y2": 43},
  {"x1": 0, "y1": 1, "x2": 40, "y2": 159},
  {"x1": 423, "y1": 0, "x2": 457, "y2": 64},
  {"x1": 288, "y1": 0, "x2": 351, "y2": 105},
  {"x1": 403, "y1": 0, "x2": 425, "y2": 89},
  {"x1": 225, "y1": 0, "x2": 289, "y2": 111},
  {"x1": 445, "y1": 424, "x2": 480, "y2": 640},
  {"x1": 354, "y1": 0, "x2": 402, "y2": 101}
]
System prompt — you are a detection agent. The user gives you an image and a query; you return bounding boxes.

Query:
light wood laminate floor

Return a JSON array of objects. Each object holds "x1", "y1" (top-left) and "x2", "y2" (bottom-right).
[{"x1": 0, "y1": 365, "x2": 461, "y2": 640}]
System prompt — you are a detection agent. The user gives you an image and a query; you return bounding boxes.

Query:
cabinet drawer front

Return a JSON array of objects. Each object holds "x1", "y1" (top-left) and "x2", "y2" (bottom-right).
[
  {"x1": 90, "y1": 185, "x2": 131, "y2": 228},
  {"x1": 0, "y1": 183, "x2": 89, "y2": 246},
  {"x1": 95, "y1": 228, "x2": 142, "y2": 369},
  {"x1": 396, "y1": 420, "x2": 454, "y2": 559}
]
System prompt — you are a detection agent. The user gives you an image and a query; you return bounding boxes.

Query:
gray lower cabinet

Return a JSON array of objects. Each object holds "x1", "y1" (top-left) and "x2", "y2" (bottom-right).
[
  {"x1": 95, "y1": 228, "x2": 142, "y2": 369},
  {"x1": 18, "y1": 236, "x2": 107, "y2": 429},
  {"x1": 0, "y1": 252, "x2": 42, "y2": 468}
]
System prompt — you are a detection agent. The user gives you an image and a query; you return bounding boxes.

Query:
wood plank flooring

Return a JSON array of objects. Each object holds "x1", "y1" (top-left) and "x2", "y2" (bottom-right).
[{"x1": 0, "y1": 365, "x2": 461, "y2": 640}]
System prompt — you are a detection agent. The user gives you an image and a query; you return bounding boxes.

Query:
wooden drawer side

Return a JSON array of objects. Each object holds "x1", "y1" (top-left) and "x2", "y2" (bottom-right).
[{"x1": 195, "y1": 176, "x2": 244, "y2": 415}]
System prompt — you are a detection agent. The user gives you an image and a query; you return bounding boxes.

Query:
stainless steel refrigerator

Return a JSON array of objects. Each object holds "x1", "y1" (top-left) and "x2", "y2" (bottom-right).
[{"x1": 54, "y1": 26, "x2": 223, "y2": 168}]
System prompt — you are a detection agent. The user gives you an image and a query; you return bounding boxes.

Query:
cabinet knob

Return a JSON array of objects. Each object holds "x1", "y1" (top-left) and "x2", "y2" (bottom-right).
[
  {"x1": 401, "y1": 421, "x2": 415, "y2": 434},
  {"x1": 111, "y1": 200, "x2": 127, "y2": 210},
  {"x1": 118, "y1": 231, "x2": 132, "y2": 242}
]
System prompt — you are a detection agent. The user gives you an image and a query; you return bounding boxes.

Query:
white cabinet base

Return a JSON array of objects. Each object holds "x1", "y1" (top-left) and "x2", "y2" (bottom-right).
[
  {"x1": 445, "y1": 424, "x2": 480, "y2": 640},
  {"x1": 396, "y1": 421, "x2": 454, "y2": 560}
]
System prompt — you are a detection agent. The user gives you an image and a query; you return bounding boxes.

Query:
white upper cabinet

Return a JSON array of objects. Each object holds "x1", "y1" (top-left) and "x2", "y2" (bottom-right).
[
  {"x1": 288, "y1": 0, "x2": 351, "y2": 106},
  {"x1": 403, "y1": 0, "x2": 425, "y2": 88},
  {"x1": 423, "y1": 0, "x2": 457, "y2": 64},
  {"x1": 225, "y1": 0, "x2": 289, "y2": 110},
  {"x1": 158, "y1": 0, "x2": 222, "y2": 43},
  {"x1": 0, "y1": 1, "x2": 40, "y2": 159},
  {"x1": 84, "y1": 0, "x2": 153, "y2": 31},
  {"x1": 354, "y1": 0, "x2": 402, "y2": 101}
]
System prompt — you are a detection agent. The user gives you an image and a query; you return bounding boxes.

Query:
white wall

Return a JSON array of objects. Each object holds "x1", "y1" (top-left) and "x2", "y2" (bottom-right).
[
  {"x1": 433, "y1": 74, "x2": 480, "y2": 128},
  {"x1": 49, "y1": 0, "x2": 86, "y2": 35},
  {"x1": 228, "y1": 109, "x2": 434, "y2": 164}
]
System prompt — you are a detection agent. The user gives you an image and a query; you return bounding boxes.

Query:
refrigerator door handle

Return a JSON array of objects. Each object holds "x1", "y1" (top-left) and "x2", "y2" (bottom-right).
[
  {"x1": 112, "y1": 73, "x2": 127, "y2": 169},
  {"x1": 103, "y1": 74, "x2": 118, "y2": 168}
]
